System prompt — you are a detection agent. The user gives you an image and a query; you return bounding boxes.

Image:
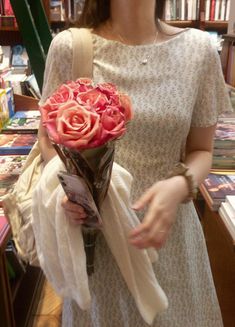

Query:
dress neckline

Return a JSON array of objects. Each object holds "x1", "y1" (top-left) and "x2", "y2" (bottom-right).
[{"x1": 92, "y1": 28, "x2": 191, "y2": 49}]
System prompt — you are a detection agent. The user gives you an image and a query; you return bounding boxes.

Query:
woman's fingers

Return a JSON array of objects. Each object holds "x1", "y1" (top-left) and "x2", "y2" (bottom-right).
[
  {"x1": 61, "y1": 196, "x2": 87, "y2": 224},
  {"x1": 130, "y1": 224, "x2": 170, "y2": 249},
  {"x1": 131, "y1": 186, "x2": 155, "y2": 210},
  {"x1": 130, "y1": 182, "x2": 176, "y2": 249}
]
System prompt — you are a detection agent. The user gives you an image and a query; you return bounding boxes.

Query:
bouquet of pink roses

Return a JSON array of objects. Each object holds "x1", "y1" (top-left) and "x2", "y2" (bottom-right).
[{"x1": 40, "y1": 78, "x2": 133, "y2": 274}]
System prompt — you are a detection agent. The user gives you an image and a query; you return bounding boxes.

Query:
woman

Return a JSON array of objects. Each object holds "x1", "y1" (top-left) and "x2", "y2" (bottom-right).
[{"x1": 38, "y1": 0, "x2": 231, "y2": 326}]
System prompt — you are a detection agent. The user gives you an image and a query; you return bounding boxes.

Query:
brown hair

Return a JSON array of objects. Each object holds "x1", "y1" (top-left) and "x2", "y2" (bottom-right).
[{"x1": 78, "y1": 0, "x2": 166, "y2": 28}]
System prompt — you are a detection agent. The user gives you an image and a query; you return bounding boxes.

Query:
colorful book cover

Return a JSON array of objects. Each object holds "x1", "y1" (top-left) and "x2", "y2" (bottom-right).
[
  {"x1": 203, "y1": 173, "x2": 235, "y2": 201},
  {"x1": 11, "y1": 45, "x2": 28, "y2": 68},
  {"x1": 0, "y1": 89, "x2": 9, "y2": 126},
  {"x1": 0, "y1": 155, "x2": 27, "y2": 175},
  {"x1": 210, "y1": 0, "x2": 216, "y2": 21},
  {"x1": 5, "y1": 87, "x2": 14, "y2": 118},
  {"x1": 0, "y1": 207, "x2": 9, "y2": 239},
  {"x1": 0, "y1": 155, "x2": 27, "y2": 207},
  {"x1": 214, "y1": 114, "x2": 235, "y2": 151},
  {"x1": 0, "y1": 133, "x2": 37, "y2": 155},
  {"x1": 2, "y1": 110, "x2": 40, "y2": 134}
]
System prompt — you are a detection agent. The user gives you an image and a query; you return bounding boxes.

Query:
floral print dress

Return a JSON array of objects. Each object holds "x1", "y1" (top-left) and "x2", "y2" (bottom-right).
[{"x1": 40, "y1": 27, "x2": 232, "y2": 327}]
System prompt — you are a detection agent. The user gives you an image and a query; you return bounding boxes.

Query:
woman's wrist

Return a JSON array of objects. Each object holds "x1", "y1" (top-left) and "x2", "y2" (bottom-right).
[{"x1": 167, "y1": 162, "x2": 198, "y2": 203}]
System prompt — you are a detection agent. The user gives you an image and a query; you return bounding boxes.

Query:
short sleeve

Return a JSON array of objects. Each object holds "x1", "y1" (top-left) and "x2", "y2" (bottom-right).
[
  {"x1": 39, "y1": 30, "x2": 73, "y2": 106},
  {"x1": 191, "y1": 34, "x2": 232, "y2": 128}
]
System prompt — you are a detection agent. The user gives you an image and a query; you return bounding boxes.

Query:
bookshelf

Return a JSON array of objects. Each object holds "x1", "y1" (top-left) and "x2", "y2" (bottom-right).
[
  {"x1": 0, "y1": 94, "x2": 44, "y2": 327},
  {"x1": 220, "y1": 34, "x2": 235, "y2": 89},
  {"x1": 194, "y1": 198, "x2": 235, "y2": 327},
  {"x1": 0, "y1": 1, "x2": 231, "y2": 37}
]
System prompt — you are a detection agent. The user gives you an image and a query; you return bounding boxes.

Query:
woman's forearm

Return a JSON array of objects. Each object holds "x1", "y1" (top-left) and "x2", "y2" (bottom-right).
[
  {"x1": 38, "y1": 121, "x2": 57, "y2": 164},
  {"x1": 184, "y1": 150, "x2": 213, "y2": 186},
  {"x1": 166, "y1": 150, "x2": 213, "y2": 204}
]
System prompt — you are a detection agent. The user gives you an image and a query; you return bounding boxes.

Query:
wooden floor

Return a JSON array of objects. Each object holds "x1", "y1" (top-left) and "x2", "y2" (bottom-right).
[{"x1": 31, "y1": 279, "x2": 63, "y2": 327}]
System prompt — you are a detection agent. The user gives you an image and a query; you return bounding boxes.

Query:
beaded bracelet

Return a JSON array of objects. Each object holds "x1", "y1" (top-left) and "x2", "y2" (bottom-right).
[{"x1": 167, "y1": 162, "x2": 198, "y2": 203}]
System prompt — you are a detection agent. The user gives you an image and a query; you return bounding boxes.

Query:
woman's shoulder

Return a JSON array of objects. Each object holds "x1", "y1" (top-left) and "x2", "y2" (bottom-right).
[
  {"x1": 159, "y1": 21, "x2": 212, "y2": 49},
  {"x1": 49, "y1": 29, "x2": 73, "y2": 53}
]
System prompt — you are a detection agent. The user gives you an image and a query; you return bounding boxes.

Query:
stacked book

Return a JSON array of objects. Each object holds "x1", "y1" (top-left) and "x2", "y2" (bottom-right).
[
  {"x1": 204, "y1": 0, "x2": 230, "y2": 21},
  {"x1": 0, "y1": 108, "x2": 39, "y2": 206},
  {"x1": 0, "y1": 153, "x2": 32, "y2": 206},
  {"x1": 200, "y1": 171, "x2": 235, "y2": 211},
  {"x1": 1, "y1": 110, "x2": 40, "y2": 134},
  {"x1": 212, "y1": 113, "x2": 235, "y2": 170},
  {"x1": 219, "y1": 195, "x2": 235, "y2": 239}
]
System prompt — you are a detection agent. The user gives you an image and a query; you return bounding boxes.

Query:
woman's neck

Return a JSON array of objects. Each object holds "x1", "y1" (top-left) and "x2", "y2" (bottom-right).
[{"x1": 97, "y1": 0, "x2": 158, "y2": 45}]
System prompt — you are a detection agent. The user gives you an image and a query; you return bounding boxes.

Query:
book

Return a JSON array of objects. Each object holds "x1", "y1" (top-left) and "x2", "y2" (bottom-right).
[
  {"x1": 0, "y1": 46, "x2": 11, "y2": 73},
  {"x1": 226, "y1": 195, "x2": 235, "y2": 212},
  {"x1": 210, "y1": 0, "x2": 216, "y2": 20},
  {"x1": 200, "y1": 172, "x2": 235, "y2": 211},
  {"x1": 11, "y1": 45, "x2": 28, "y2": 68},
  {"x1": 0, "y1": 173, "x2": 19, "y2": 206},
  {"x1": 0, "y1": 207, "x2": 8, "y2": 240},
  {"x1": 0, "y1": 154, "x2": 27, "y2": 175},
  {"x1": 0, "y1": 133, "x2": 37, "y2": 155},
  {"x1": 0, "y1": 154, "x2": 28, "y2": 206},
  {"x1": 2, "y1": 110, "x2": 41, "y2": 134},
  {"x1": 212, "y1": 113, "x2": 235, "y2": 169},
  {"x1": 0, "y1": 88, "x2": 9, "y2": 129},
  {"x1": 5, "y1": 87, "x2": 14, "y2": 118},
  {"x1": 219, "y1": 198, "x2": 235, "y2": 238},
  {"x1": 3, "y1": 73, "x2": 27, "y2": 95}
]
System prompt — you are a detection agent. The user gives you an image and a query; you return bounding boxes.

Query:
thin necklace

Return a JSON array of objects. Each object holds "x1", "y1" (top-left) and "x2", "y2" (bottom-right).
[
  {"x1": 105, "y1": 21, "x2": 159, "y2": 65},
  {"x1": 116, "y1": 30, "x2": 159, "y2": 65}
]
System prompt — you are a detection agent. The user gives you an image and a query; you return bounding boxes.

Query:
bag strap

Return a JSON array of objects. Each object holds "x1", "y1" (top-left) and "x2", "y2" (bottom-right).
[{"x1": 69, "y1": 28, "x2": 93, "y2": 80}]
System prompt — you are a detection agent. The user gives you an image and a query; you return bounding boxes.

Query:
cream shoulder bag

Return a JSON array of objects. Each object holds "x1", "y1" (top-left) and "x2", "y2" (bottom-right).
[{"x1": 3, "y1": 28, "x2": 93, "y2": 266}]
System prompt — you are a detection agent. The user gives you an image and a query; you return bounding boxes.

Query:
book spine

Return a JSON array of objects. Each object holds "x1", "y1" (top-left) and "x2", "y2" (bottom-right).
[
  {"x1": 175, "y1": 0, "x2": 181, "y2": 20},
  {"x1": 0, "y1": 146, "x2": 32, "y2": 155},
  {"x1": 225, "y1": 0, "x2": 230, "y2": 21},
  {"x1": 220, "y1": 0, "x2": 226, "y2": 20},
  {"x1": 191, "y1": 0, "x2": 197, "y2": 20},
  {"x1": 1, "y1": 129, "x2": 38, "y2": 134},
  {"x1": 181, "y1": 0, "x2": 186, "y2": 20},
  {"x1": 210, "y1": 0, "x2": 216, "y2": 20},
  {"x1": 205, "y1": 0, "x2": 211, "y2": 20},
  {"x1": 164, "y1": 0, "x2": 172, "y2": 20},
  {"x1": 214, "y1": 0, "x2": 221, "y2": 20},
  {"x1": 187, "y1": 0, "x2": 193, "y2": 20}
]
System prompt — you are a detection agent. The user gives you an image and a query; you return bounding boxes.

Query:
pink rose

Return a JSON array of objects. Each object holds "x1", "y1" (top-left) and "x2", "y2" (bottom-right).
[
  {"x1": 40, "y1": 84, "x2": 74, "y2": 122},
  {"x1": 40, "y1": 79, "x2": 134, "y2": 150},
  {"x1": 98, "y1": 106, "x2": 126, "y2": 144},
  {"x1": 51, "y1": 84, "x2": 74, "y2": 104},
  {"x1": 119, "y1": 93, "x2": 133, "y2": 121},
  {"x1": 97, "y1": 83, "x2": 120, "y2": 106},
  {"x1": 54, "y1": 100, "x2": 100, "y2": 149},
  {"x1": 77, "y1": 88, "x2": 109, "y2": 111},
  {"x1": 67, "y1": 78, "x2": 93, "y2": 96}
]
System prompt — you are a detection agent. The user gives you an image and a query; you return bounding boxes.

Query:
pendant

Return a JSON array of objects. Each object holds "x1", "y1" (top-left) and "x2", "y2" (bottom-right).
[{"x1": 141, "y1": 58, "x2": 148, "y2": 65}]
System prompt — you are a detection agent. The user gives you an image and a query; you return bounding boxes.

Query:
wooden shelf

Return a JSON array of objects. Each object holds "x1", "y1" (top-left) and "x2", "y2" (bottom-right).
[
  {"x1": 204, "y1": 21, "x2": 228, "y2": 31},
  {"x1": 223, "y1": 34, "x2": 235, "y2": 41},
  {"x1": 165, "y1": 20, "x2": 199, "y2": 28},
  {"x1": 0, "y1": 26, "x2": 18, "y2": 31},
  {"x1": 14, "y1": 94, "x2": 39, "y2": 111},
  {"x1": 196, "y1": 199, "x2": 235, "y2": 326},
  {"x1": 0, "y1": 29, "x2": 22, "y2": 46}
]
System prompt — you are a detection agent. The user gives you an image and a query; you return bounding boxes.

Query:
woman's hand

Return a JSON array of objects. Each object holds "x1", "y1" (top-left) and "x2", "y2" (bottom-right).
[
  {"x1": 129, "y1": 176, "x2": 188, "y2": 249},
  {"x1": 61, "y1": 196, "x2": 87, "y2": 225}
]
